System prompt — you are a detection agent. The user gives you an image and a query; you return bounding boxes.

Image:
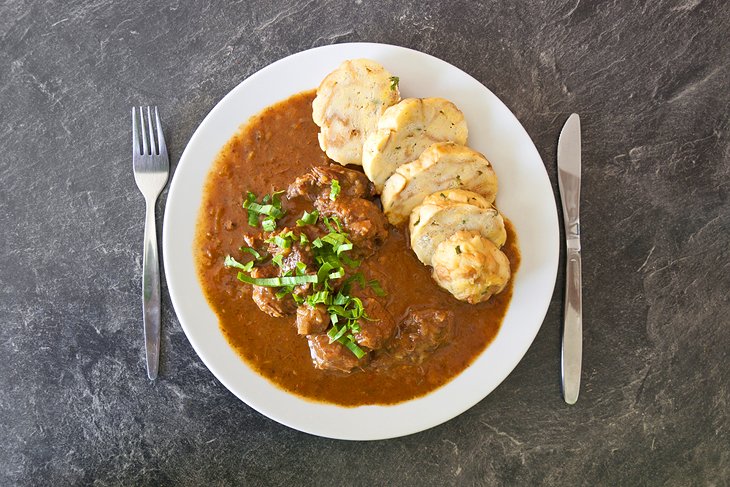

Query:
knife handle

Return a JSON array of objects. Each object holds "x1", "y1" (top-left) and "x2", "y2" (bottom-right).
[{"x1": 561, "y1": 245, "x2": 582, "y2": 404}]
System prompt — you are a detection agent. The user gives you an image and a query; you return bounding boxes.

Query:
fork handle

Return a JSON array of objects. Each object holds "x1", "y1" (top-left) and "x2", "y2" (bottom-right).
[{"x1": 142, "y1": 198, "x2": 161, "y2": 379}]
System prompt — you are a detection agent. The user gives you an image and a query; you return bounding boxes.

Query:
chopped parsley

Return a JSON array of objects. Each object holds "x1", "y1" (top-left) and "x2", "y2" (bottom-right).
[
  {"x1": 330, "y1": 179, "x2": 341, "y2": 201},
  {"x1": 342, "y1": 272, "x2": 386, "y2": 297},
  {"x1": 224, "y1": 242, "x2": 271, "y2": 275},
  {"x1": 243, "y1": 190, "x2": 286, "y2": 230},
  {"x1": 296, "y1": 209, "x2": 319, "y2": 226},
  {"x1": 224, "y1": 255, "x2": 254, "y2": 272},
  {"x1": 389, "y1": 76, "x2": 399, "y2": 91},
  {"x1": 368, "y1": 279, "x2": 387, "y2": 297},
  {"x1": 265, "y1": 230, "x2": 295, "y2": 250},
  {"x1": 227, "y1": 185, "x2": 386, "y2": 359},
  {"x1": 240, "y1": 246, "x2": 266, "y2": 262},
  {"x1": 236, "y1": 273, "x2": 318, "y2": 287},
  {"x1": 271, "y1": 253, "x2": 284, "y2": 267}
]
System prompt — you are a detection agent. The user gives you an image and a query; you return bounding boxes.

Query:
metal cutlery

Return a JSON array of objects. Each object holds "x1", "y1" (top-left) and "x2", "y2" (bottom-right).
[
  {"x1": 132, "y1": 106, "x2": 169, "y2": 380},
  {"x1": 557, "y1": 113, "x2": 583, "y2": 404}
]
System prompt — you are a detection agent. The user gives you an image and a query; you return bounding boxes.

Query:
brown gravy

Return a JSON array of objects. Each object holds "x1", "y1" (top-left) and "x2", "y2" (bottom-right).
[{"x1": 194, "y1": 90, "x2": 520, "y2": 406}]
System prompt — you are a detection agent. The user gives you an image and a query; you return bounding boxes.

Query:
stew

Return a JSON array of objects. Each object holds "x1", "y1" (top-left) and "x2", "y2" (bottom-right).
[{"x1": 194, "y1": 90, "x2": 520, "y2": 406}]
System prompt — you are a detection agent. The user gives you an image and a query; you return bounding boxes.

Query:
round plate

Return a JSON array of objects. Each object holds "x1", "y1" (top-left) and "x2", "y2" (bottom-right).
[{"x1": 163, "y1": 43, "x2": 559, "y2": 440}]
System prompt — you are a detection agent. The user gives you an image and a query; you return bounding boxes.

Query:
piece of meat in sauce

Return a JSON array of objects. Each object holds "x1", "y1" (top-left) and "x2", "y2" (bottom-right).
[
  {"x1": 287, "y1": 164, "x2": 375, "y2": 202},
  {"x1": 266, "y1": 227, "x2": 315, "y2": 274},
  {"x1": 296, "y1": 304, "x2": 330, "y2": 335},
  {"x1": 307, "y1": 334, "x2": 370, "y2": 373},
  {"x1": 316, "y1": 197, "x2": 388, "y2": 256},
  {"x1": 353, "y1": 298, "x2": 396, "y2": 350},
  {"x1": 388, "y1": 309, "x2": 455, "y2": 363},
  {"x1": 249, "y1": 265, "x2": 296, "y2": 317},
  {"x1": 287, "y1": 164, "x2": 387, "y2": 255}
]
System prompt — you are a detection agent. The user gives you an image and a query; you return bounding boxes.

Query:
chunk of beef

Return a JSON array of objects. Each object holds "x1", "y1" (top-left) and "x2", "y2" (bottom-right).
[
  {"x1": 388, "y1": 309, "x2": 454, "y2": 363},
  {"x1": 277, "y1": 244, "x2": 314, "y2": 274},
  {"x1": 249, "y1": 265, "x2": 296, "y2": 317},
  {"x1": 287, "y1": 164, "x2": 375, "y2": 202},
  {"x1": 296, "y1": 304, "x2": 330, "y2": 335},
  {"x1": 266, "y1": 228, "x2": 315, "y2": 273},
  {"x1": 316, "y1": 197, "x2": 388, "y2": 256},
  {"x1": 307, "y1": 334, "x2": 369, "y2": 373},
  {"x1": 353, "y1": 298, "x2": 396, "y2": 350}
]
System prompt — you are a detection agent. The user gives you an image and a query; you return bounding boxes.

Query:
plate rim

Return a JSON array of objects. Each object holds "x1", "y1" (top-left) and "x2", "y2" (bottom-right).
[{"x1": 162, "y1": 42, "x2": 559, "y2": 440}]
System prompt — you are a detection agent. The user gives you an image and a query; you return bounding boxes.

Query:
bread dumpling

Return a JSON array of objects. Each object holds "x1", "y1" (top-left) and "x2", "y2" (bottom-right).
[
  {"x1": 431, "y1": 231, "x2": 511, "y2": 303},
  {"x1": 362, "y1": 98, "x2": 467, "y2": 191},
  {"x1": 312, "y1": 59, "x2": 401, "y2": 166},
  {"x1": 381, "y1": 142, "x2": 497, "y2": 225},
  {"x1": 421, "y1": 188, "x2": 493, "y2": 209},
  {"x1": 409, "y1": 194, "x2": 506, "y2": 266}
]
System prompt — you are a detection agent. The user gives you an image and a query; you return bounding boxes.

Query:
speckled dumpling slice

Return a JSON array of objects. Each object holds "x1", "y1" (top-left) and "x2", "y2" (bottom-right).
[
  {"x1": 431, "y1": 231, "x2": 511, "y2": 304},
  {"x1": 362, "y1": 98, "x2": 468, "y2": 191},
  {"x1": 312, "y1": 59, "x2": 401, "y2": 166},
  {"x1": 381, "y1": 142, "x2": 497, "y2": 225},
  {"x1": 420, "y1": 188, "x2": 493, "y2": 209},
  {"x1": 409, "y1": 195, "x2": 506, "y2": 266}
]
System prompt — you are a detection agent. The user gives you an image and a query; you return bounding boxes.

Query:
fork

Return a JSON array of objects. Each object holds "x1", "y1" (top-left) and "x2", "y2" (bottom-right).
[{"x1": 132, "y1": 106, "x2": 169, "y2": 380}]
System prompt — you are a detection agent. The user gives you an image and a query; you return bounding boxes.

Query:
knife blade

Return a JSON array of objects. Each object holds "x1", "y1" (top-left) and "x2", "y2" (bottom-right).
[{"x1": 557, "y1": 113, "x2": 582, "y2": 405}]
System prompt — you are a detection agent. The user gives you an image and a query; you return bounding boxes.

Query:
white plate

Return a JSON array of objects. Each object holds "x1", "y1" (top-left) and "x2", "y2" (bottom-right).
[{"x1": 163, "y1": 43, "x2": 559, "y2": 440}]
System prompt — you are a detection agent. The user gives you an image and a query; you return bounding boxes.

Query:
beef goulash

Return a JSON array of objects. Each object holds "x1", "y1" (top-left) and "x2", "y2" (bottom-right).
[{"x1": 194, "y1": 60, "x2": 520, "y2": 406}]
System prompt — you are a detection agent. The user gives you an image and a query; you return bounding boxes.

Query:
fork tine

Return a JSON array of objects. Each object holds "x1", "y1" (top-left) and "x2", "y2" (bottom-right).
[
  {"x1": 147, "y1": 106, "x2": 157, "y2": 155},
  {"x1": 155, "y1": 107, "x2": 167, "y2": 155},
  {"x1": 132, "y1": 107, "x2": 139, "y2": 155},
  {"x1": 139, "y1": 106, "x2": 149, "y2": 155}
]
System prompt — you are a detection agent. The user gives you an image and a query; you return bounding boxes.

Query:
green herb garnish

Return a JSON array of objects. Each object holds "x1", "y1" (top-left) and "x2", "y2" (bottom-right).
[
  {"x1": 243, "y1": 190, "x2": 286, "y2": 229},
  {"x1": 338, "y1": 335, "x2": 366, "y2": 359},
  {"x1": 261, "y1": 218, "x2": 276, "y2": 232},
  {"x1": 330, "y1": 179, "x2": 341, "y2": 201},
  {"x1": 227, "y1": 187, "x2": 382, "y2": 359},
  {"x1": 296, "y1": 209, "x2": 319, "y2": 226},
  {"x1": 389, "y1": 76, "x2": 399, "y2": 91},
  {"x1": 240, "y1": 247, "x2": 266, "y2": 261},
  {"x1": 236, "y1": 272, "x2": 318, "y2": 287},
  {"x1": 271, "y1": 254, "x2": 284, "y2": 267},
  {"x1": 342, "y1": 272, "x2": 386, "y2": 297},
  {"x1": 224, "y1": 255, "x2": 254, "y2": 272},
  {"x1": 266, "y1": 231, "x2": 295, "y2": 250},
  {"x1": 322, "y1": 215, "x2": 343, "y2": 233},
  {"x1": 368, "y1": 279, "x2": 386, "y2": 297}
]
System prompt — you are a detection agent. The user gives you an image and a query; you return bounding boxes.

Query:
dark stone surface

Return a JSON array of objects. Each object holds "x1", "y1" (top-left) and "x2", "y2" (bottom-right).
[{"x1": 1, "y1": 0, "x2": 728, "y2": 485}]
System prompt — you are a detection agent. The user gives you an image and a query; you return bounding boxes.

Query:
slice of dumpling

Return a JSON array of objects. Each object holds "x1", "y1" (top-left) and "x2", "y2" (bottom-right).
[
  {"x1": 421, "y1": 188, "x2": 493, "y2": 209},
  {"x1": 431, "y1": 231, "x2": 511, "y2": 304},
  {"x1": 362, "y1": 98, "x2": 467, "y2": 191},
  {"x1": 312, "y1": 59, "x2": 401, "y2": 166},
  {"x1": 381, "y1": 142, "x2": 497, "y2": 225},
  {"x1": 409, "y1": 195, "x2": 506, "y2": 266}
]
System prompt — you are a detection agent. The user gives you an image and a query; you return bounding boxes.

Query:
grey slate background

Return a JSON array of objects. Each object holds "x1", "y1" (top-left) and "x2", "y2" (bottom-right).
[{"x1": 1, "y1": 0, "x2": 728, "y2": 485}]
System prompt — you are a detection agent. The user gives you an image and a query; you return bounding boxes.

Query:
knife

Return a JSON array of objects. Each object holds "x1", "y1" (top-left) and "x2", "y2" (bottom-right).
[{"x1": 557, "y1": 113, "x2": 582, "y2": 405}]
